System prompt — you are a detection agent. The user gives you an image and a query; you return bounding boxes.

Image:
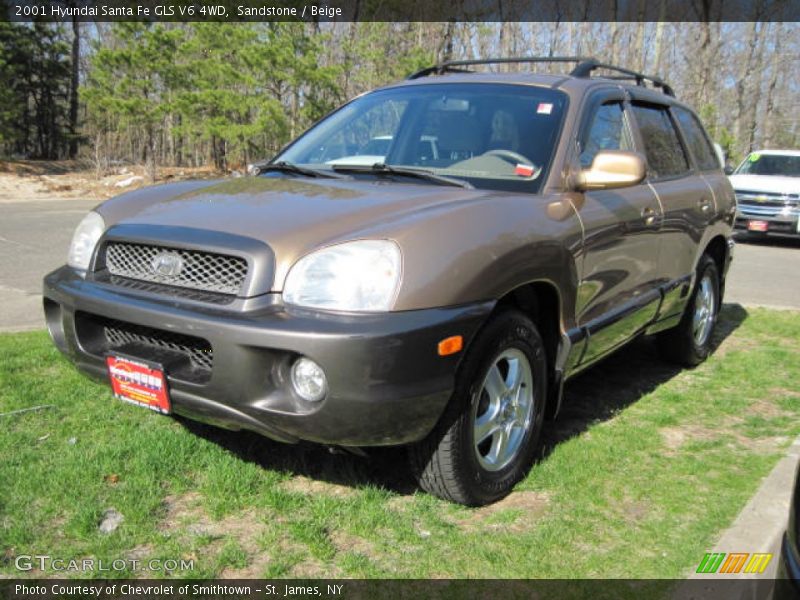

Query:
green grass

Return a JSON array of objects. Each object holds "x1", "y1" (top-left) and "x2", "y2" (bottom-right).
[{"x1": 1, "y1": 305, "x2": 799, "y2": 580}]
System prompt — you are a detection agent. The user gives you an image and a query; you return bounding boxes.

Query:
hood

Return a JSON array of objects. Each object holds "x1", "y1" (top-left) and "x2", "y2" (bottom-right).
[
  {"x1": 728, "y1": 174, "x2": 800, "y2": 195},
  {"x1": 97, "y1": 175, "x2": 495, "y2": 291}
]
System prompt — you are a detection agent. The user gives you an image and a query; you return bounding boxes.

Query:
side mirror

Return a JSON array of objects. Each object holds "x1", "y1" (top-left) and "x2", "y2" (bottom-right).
[
  {"x1": 577, "y1": 150, "x2": 646, "y2": 191},
  {"x1": 724, "y1": 166, "x2": 734, "y2": 176}
]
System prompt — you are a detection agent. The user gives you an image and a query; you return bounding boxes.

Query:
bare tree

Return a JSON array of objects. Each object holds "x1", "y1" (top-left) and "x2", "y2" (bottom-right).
[{"x1": 68, "y1": 17, "x2": 80, "y2": 159}]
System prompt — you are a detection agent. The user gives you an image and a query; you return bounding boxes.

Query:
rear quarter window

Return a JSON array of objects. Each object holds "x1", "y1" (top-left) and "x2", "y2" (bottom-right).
[
  {"x1": 673, "y1": 107, "x2": 719, "y2": 171},
  {"x1": 631, "y1": 104, "x2": 691, "y2": 180}
]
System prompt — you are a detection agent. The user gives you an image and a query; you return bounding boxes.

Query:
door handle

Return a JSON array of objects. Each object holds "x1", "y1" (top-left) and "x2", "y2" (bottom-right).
[{"x1": 641, "y1": 207, "x2": 657, "y2": 226}]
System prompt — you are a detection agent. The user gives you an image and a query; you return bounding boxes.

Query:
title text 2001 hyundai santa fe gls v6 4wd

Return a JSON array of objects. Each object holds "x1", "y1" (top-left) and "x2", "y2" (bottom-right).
[{"x1": 44, "y1": 58, "x2": 735, "y2": 506}]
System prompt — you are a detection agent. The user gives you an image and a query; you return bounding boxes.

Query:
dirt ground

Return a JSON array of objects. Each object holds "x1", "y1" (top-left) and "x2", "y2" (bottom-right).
[{"x1": 0, "y1": 160, "x2": 219, "y2": 203}]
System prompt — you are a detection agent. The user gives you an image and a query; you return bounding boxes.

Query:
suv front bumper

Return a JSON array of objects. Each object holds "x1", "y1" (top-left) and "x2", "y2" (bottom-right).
[
  {"x1": 43, "y1": 266, "x2": 493, "y2": 447},
  {"x1": 735, "y1": 203, "x2": 800, "y2": 236}
]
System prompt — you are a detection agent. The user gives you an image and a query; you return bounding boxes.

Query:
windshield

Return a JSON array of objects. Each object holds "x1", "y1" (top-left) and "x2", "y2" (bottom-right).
[
  {"x1": 276, "y1": 83, "x2": 568, "y2": 193},
  {"x1": 735, "y1": 153, "x2": 800, "y2": 177}
]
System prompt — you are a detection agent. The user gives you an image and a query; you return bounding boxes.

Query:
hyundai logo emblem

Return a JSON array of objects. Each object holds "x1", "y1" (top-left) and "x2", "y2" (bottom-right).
[{"x1": 150, "y1": 252, "x2": 184, "y2": 277}]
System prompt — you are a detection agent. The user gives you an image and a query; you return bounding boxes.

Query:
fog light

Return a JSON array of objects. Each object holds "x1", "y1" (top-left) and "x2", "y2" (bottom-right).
[{"x1": 291, "y1": 357, "x2": 328, "y2": 402}]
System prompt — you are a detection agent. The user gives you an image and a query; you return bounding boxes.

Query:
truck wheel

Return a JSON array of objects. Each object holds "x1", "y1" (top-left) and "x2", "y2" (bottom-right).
[
  {"x1": 656, "y1": 254, "x2": 720, "y2": 367},
  {"x1": 409, "y1": 310, "x2": 547, "y2": 506}
]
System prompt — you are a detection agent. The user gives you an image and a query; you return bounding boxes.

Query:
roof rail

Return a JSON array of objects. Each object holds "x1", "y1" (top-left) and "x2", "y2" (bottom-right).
[
  {"x1": 570, "y1": 59, "x2": 675, "y2": 97},
  {"x1": 407, "y1": 56, "x2": 675, "y2": 97},
  {"x1": 407, "y1": 56, "x2": 591, "y2": 80}
]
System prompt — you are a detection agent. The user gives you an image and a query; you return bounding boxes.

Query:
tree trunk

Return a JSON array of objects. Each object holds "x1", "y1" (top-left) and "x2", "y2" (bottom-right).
[
  {"x1": 218, "y1": 138, "x2": 227, "y2": 171},
  {"x1": 762, "y1": 24, "x2": 781, "y2": 148},
  {"x1": 652, "y1": 22, "x2": 664, "y2": 75},
  {"x1": 291, "y1": 79, "x2": 299, "y2": 139},
  {"x1": 696, "y1": 21, "x2": 714, "y2": 109},
  {"x1": 733, "y1": 21, "x2": 759, "y2": 158},
  {"x1": 146, "y1": 124, "x2": 157, "y2": 182},
  {"x1": 609, "y1": 2, "x2": 619, "y2": 66},
  {"x1": 567, "y1": 22, "x2": 577, "y2": 55},
  {"x1": 68, "y1": 17, "x2": 80, "y2": 159},
  {"x1": 175, "y1": 113, "x2": 183, "y2": 167},
  {"x1": 742, "y1": 24, "x2": 767, "y2": 154},
  {"x1": 633, "y1": 19, "x2": 646, "y2": 72},
  {"x1": 441, "y1": 21, "x2": 455, "y2": 63}
]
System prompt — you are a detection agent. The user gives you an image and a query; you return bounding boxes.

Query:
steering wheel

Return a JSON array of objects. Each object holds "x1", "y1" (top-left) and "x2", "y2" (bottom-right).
[{"x1": 481, "y1": 149, "x2": 533, "y2": 165}]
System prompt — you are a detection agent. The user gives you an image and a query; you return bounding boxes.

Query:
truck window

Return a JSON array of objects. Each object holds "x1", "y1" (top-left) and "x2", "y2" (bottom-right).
[
  {"x1": 673, "y1": 107, "x2": 719, "y2": 171},
  {"x1": 631, "y1": 104, "x2": 691, "y2": 179},
  {"x1": 580, "y1": 102, "x2": 634, "y2": 168}
]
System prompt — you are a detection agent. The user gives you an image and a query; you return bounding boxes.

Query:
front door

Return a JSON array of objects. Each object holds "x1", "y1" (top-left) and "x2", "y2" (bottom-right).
[{"x1": 574, "y1": 93, "x2": 663, "y2": 364}]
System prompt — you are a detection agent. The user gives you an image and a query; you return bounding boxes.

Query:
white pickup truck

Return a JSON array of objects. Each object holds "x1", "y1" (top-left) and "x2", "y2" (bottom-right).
[{"x1": 731, "y1": 149, "x2": 800, "y2": 238}]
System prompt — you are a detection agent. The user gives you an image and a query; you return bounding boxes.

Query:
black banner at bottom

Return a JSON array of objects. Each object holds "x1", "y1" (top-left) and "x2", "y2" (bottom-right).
[{"x1": 0, "y1": 579, "x2": 789, "y2": 600}]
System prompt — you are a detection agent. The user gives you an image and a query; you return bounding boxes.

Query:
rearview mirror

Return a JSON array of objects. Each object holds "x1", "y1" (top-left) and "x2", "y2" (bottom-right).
[
  {"x1": 577, "y1": 150, "x2": 646, "y2": 191},
  {"x1": 724, "y1": 166, "x2": 734, "y2": 175}
]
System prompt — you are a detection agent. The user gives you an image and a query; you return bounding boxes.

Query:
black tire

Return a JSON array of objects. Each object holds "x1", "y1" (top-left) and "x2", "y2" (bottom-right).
[
  {"x1": 408, "y1": 310, "x2": 547, "y2": 506},
  {"x1": 656, "y1": 254, "x2": 720, "y2": 367}
]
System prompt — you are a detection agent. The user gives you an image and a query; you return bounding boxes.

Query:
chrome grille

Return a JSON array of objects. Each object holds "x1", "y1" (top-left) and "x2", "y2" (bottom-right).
[
  {"x1": 105, "y1": 242, "x2": 247, "y2": 295},
  {"x1": 737, "y1": 205, "x2": 782, "y2": 218},
  {"x1": 735, "y1": 190, "x2": 799, "y2": 207}
]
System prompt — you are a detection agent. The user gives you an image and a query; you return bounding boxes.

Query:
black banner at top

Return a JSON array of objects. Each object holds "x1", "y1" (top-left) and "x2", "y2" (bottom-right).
[{"x1": 3, "y1": 0, "x2": 800, "y2": 22}]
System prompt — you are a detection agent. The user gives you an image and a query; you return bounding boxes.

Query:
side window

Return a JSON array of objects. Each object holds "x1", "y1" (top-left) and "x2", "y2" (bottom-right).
[
  {"x1": 673, "y1": 107, "x2": 720, "y2": 171},
  {"x1": 631, "y1": 104, "x2": 691, "y2": 179},
  {"x1": 580, "y1": 102, "x2": 633, "y2": 168}
]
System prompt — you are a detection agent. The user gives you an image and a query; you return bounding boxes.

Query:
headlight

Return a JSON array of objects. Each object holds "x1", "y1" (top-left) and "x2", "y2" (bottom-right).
[
  {"x1": 283, "y1": 240, "x2": 402, "y2": 312},
  {"x1": 67, "y1": 211, "x2": 105, "y2": 270}
]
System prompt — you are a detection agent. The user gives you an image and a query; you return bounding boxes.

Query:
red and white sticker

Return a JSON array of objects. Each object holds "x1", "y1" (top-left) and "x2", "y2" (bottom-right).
[
  {"x1": 536, "y1": 102, "x2": 553, "y2": 115},
  {"x1": 106, "y1": 355, "x2": 170, "y2": 414},
  {"x1": 515, "y1": 163, "x2": 536, "y2": 177}
]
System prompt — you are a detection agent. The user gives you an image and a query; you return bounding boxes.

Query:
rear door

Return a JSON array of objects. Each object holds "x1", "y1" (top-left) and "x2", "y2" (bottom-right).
[
  {"x1": 574, "y1": 90, "x2": 664, "y2": 364},
  {"x1": 628, "y1": 101, "x2": 709, "y2": 320},
  {"x1": 672, "y1": 105, "x2": 736, "y2": 232}
]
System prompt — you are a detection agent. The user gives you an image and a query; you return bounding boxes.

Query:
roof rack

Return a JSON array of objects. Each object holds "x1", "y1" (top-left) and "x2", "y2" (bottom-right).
[
  {"x1": 407, "y1": 56, "x2": 590, "y2": 80},
  {"x1": 407, "y1": 56, "x2": 675, "y2": 97},
  {"x1": 570, "y1": 58, "x2": 675, "y2": 97}
]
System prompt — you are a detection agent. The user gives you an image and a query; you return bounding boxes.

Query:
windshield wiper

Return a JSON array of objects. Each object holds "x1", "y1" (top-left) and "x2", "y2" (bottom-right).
[
  {"x1": 257, "y1": 161, "x2": 344, "y2": 179},
  {"x1": 331, "y1": 163, "x2": 473, "y2": 189}
]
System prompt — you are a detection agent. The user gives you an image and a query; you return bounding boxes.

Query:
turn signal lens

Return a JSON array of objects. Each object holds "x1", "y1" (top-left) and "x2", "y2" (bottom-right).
[{"x1": 437, "y1": 335, "x2": 463, "y2": 356}]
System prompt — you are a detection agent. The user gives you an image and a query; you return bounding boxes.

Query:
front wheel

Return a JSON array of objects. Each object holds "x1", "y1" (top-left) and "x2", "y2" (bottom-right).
[
  {"x1": 656, "y1": 254, "x2": 720, "y2": 367},
  {"x1": 409, "y1": 310, "x2": 547, "y2": 506}
]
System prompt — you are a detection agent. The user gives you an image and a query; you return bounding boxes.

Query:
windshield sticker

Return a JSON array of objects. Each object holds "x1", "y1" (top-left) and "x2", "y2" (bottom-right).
[
  {"x1": 749, "y1": 153, "x2": 761, "y2": 162},
  {"x1": 515, "y1": 163, "x2": 537, "y2": 177},
  {"x1": 536, "y1": 103, "x2": 553, "y2": 115}
]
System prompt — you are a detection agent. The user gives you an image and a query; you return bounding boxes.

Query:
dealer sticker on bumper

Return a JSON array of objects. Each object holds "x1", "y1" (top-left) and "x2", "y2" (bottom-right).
[
  {"x1": 747, "y1": 220, "x2": 769, "y2": 232},
  {"x1": 106, "y1": 354, "x2": 170, "y2": 414}
]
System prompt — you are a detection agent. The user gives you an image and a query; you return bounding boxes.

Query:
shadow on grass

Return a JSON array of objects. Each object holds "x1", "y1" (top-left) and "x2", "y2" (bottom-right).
[
  {"x1": 540, "y1": 302, "x2": 748, "y2": 456},
  {"x1": 178, "y1": 418, "x2": 420, "y2": 495},
  {"x1": 179, "y1": 303, "x2": 749, "y2": 498}
]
